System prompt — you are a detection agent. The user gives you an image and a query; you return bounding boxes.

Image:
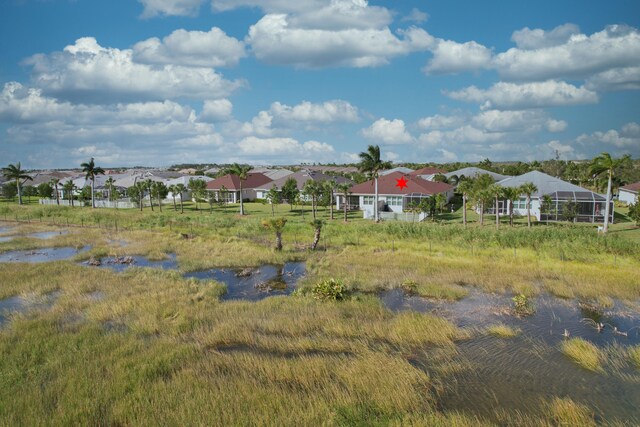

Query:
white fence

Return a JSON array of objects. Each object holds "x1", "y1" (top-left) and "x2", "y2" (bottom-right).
[
  {"x1": 39, "y1": 198, "x2": 138, "y2": 209},
  {"x1": 363, "y1": 210, "x2": 427, "y2": 222}
]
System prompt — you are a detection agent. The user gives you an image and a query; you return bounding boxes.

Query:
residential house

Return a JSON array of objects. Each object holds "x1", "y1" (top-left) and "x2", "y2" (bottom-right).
[
  {"x1": 494, "y1": 170, "x2": 613, "y2": 223},
  {"x1": 252, "y1": 167, "x2": 295, "y2": 181},
  {"x1": 166, "y1": 176, "x2": 215, "y2": 201},
  {"x1": 254, "y1": 170, "x2": 352, "y2": 201},
  {"x1": 380, "y1": 166, "x2": 414, "y2": 176},
  {"x1": 444, "y1": 167, "x2": 509, "y2": 183},
  {"x1": 409, "y1": 167, "x2": 446, "y2": 181},
  {"x1": 206, "y1": 173, "x2": 272, "y2": 203},
  {"x1": 342, "y1": 172, "x2": 454, "y2": 220},
  {"x1": 619, "y1": 182, "x2": 639, "y2": 205}
]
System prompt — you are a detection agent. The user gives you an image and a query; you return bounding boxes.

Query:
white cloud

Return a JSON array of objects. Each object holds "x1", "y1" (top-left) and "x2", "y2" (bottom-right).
[
  {"x1": 511, "y1": 23, "x2": 581, "y2": 50},
  {"x1": 446, "y1": 80, "x2": 598, "y2": 110},
  {"x1": 246, "y1": 14, "x2": 433, "y2": 68},
  {"x1": 236, "y1": 136, "x2": 336, "y2": 162},
  {"x1": 424, "y1": 39, "x2": 493, "y2": 74},
  {"x1": 200, "y1": 99, "x2": 233, "y2": 122},
  {"x1": 269, "y1": 100, "x2": 359, "y2": 124},
  {"x1": 547, "y1": 140, "x2": 575, "y2": 158},
  {"x1": 495, "y1": 25, "x2": 640, "y2": 81},
  {"x1": 361, "y1": 118, "x2": 413, "y2": 144},
  {"x1": 577, "y1": 122, "x2": 640, "y2": 149},
  {"x1": 25, "y1": 37, "x2": 243, "y2": 103},
  {"x1": 471, "y1": 109, "x2": 554, "y2": 133},
  {"x1": 546, "y1": 119, "x2": 568, "y2": 133},
  {"x1": 132, "y1": 27, "x2": 246, "y2": 68},
  {"x1": 586, "y1": 66, "x2": 640, "y2": 91},
  {"x1": 402, "y1": 8, "x2": 428, "y2": 24},
  {"x1": 417, "y1": 114, "x2": 465, "y2": 130},
  {"x1": 138, "y1": 0, "x2": 203, "y2": 17}
]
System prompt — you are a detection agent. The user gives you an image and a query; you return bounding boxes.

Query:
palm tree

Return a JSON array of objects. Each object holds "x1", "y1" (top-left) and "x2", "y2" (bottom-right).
[
  {"x1": 105, "y1": 177, "x2": 116, "y2": 202},
  {"x1": 324, "y1": 179, "x2": 337, "y2": 220},
  {"x1": 266, "y1": 184, "x2": 280, "y2": 217},
  {"x1": 144, "y1": 179, "x2": 155, "y2": 211},
  {"x1": 590, "y1": 153, "x2": 631, "y2": 233},
  {"x1": 262, "y1": 218, "x2": 287, "y2": 251},
  {"x1": 62, "y1": 180, "x2": 76, "y2": 207},
  {"x1": 488, "y1": 184, "x2": 504, "y2": 229},
  {"x1": 2, "y1": 162, "x2": 32, "y2": 205},
  {"x1": 501, "y1": 187, "x2": 520, "y2": 227},
  {"x1": 457, "y1": 179, "x2": 474, "y2": 227},
  {"x1": 135, "y1": 181, "x2": 147, "y2": 211},
  {"x1": 303, "y1": 180, "x2": 322, "y2": 220},
  {"x1": 358, "y1": 145, "x2": 391, "y2": 222},
  {"x1": 50, "y1": 178, "x2": 61, "y2": 205},
  {"x1": 80, "y1": 158, "x2": 105, "y2": 209},
  {"x1": 168, "y1": 184, "x2": 178, "y2": 211},
  {"x1": 336, "y1": 183, "x2": 351, "y2": 222},
  {"x1": 175, "y1": 183, "x2": 186, "y2": 213},
  {"x1": 152, "y1": 181, "x2": 168, "y2": 212},
  {"x1": 519, "y1": 182, "x2": 538, "y2": 228},
  {"x1": 226, "y1": 163, "x2": 253, "y2": 215},
  {"x1": 310, "y1": 219, "x2": 324, "y2": 250}
]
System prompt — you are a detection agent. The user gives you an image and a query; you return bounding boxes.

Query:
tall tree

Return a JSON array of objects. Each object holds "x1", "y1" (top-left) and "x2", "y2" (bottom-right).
[
  {"x1": 336, "y1": 183, "x2": 351, "y2": 222},
  {"x1": 519, "y1": 182, "x2": 538, "y2": 228},
  {"x1": 303, "y1": 180, "x2": 322, "y2": 220},
  {"x1": 501, "y1": 187, "x2": 520, "y2": 227},
  {"x1": 50, "y1": 178, "x2": 61, "y2": 205},
  {"x1": 105, "y1": 177, "x2": 116, "y2": 202},
  {"x1": 590, "y1": 153, "x2": 631, "y2": 233},
  {"x1": 472, "y1": 174, "x2": 494, "y2": 226},
  {"x1": 358, "y1": 145, "x2": 391, "y2": 222},
  {"x1": 135, "y1": 181, "x2": 147, "y2": 211},
  {"x1": 168, "y1": 184, "x2": 178, "y2": 211},
  {"x1": 488, "y1": 184, "x2": 504, "y2": 229},
  {"x1": 1, "y1": 162, "x2": 32, "y2": 205},
  {"x1": 324, "y1": 179, "x2": 337, "y2": 220},
  {"x1": 145, "y1": 179, "x2": 155, "y2": 211},
  {"x1": 457, "y1": 179, "x2": 474, "y2": 227},
  {"x1": 265, "y1": 184, "x2": 280, "y2": 217},
  {"x1": 226, "y1": 163, "x2": 252, "y2": 215},
  {"x1": 80, "y1": 157, "x2": 105, "y2": 209},
  {"x1": 63, "y1": 180, "x2": 76, "y2": 207},
  {"x1": 262, "y1": 218, "x2": 287, "y2": 251},
  {"x1": 175, "y1": 183, "x2": 186, "y2": 213},
  {"x1": 152, "y1": 181, "x2": 168, "y2": 212},
  {"x1": 188, "y1": 178, "x2": 207, "y2": 211},
  {"x1": 281, "y1": 177, "x2": 299, "y2": 210}
]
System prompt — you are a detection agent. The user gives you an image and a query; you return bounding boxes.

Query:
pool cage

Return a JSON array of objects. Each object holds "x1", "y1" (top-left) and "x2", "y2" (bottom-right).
[
  {"x1": 403, "y1": 193, "x2": 436, "y2": 212},
  {"x1": 540, "y1": 191, "x2": 613, "y2": 223}
]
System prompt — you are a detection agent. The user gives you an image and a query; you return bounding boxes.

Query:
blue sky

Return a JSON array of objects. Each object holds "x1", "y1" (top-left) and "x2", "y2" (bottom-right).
[{"x1": 1, "y1": 0, "x2": 639, "y2": 169}]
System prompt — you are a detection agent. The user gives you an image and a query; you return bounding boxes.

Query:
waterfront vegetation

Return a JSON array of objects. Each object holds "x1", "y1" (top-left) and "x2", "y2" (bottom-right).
[{"x1": 1, "y1": 199, "x2": 639, "y2": 425}]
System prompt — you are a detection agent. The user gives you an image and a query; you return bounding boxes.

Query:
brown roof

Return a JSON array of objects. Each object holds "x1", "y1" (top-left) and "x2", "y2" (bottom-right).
[
  {"x1": 620, "y1": 181, "x2": 640, "y2": 193},
  {"x1": 206, "y1": 173, "x2": 272, "y2": 191},
  {"x1": 409, "y1": 167, "x2": 446, "y2": 176},
  {"x1": 349, "y1": 172, "x2": 454, "y2": 196}
]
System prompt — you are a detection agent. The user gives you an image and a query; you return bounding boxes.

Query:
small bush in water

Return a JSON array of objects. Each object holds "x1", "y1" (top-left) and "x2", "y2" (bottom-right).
[
  {"x1": 512, "y1": 293, "x2": 534, "y2": 316},
  {"x1": 312, "y1": 278, "x2": 349, "y2": 301}
]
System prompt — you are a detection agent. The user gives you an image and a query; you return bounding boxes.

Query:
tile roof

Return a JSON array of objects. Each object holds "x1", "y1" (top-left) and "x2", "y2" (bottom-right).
[
  {"x1": 349, "y1": 172, "x2": 454, "y2": 196},
  {"x1": 444, "y1": 167, "x2": 508, "y2": 181},
  {"x1": 255, "y1": 170, "x2": 352, "y2": 191},
  {"x1": 207, "y1": 173, "x2": 272, "y2": 190},
  {"x1": 408, "y1": 167, "x2": 445, "y2": 176},
  {"x1": 620, "y1": 181, "x2": 640, "y2": 193}
]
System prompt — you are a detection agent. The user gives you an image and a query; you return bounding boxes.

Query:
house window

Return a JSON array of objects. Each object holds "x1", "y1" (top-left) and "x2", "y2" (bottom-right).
[
  {"x1": 387, "y1": 196, "x2": 402, "y2": 206},
  {"x1": 362, "y1": 196, "x2": 374, "y2": 205},
  {"x1": 513, "y1": 198, "x2": 528, "y2": 209}
]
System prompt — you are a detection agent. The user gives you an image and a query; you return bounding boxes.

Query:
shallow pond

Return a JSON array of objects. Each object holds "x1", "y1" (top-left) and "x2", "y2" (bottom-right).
[
  {"x1": 86, "y1": 254, "x2": 179, "y2": 272},
  {"x1": 0, "y1": 291, "x2": 61, "y2": 326},
  {"x1": 381, "y1": 289, "x2": 640, "y2": 424},
  {"x1": 184, "y1": 262, "x2": 306, "y2": 301},
  {"x1": 0, "y1": 246, "x2": 90, "y2": 263}
]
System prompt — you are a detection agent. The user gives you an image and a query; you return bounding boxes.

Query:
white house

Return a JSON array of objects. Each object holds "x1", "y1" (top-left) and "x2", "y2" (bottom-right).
[
  {"x1": 495, "y1": 171, "x2": 613, "y2": 223},
  {"x1": 619, "y1": 182, "x2": 639, "y2": 205}
]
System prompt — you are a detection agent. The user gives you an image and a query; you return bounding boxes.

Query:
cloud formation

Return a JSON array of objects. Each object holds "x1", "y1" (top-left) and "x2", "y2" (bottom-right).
[{"x1": 361, "y1": 118, "x2": 413, "y2": 144}]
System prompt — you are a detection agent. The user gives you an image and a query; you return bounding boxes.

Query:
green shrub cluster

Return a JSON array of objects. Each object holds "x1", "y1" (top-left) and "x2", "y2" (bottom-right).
[{"x1": 311, "y1": 278, "x2": 350, "y2": 301}]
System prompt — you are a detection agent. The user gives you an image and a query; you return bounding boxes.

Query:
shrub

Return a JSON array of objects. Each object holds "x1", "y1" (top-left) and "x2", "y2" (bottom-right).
[
  {"x1": 512, "y1": 294, "x2": 534, "y2": 316},
  {"x1": 311, "y1": 278, "x2": 349, "y2": 301},
  {"x1": 629, "y1": 202, "x2": 640, "y2": 226}
]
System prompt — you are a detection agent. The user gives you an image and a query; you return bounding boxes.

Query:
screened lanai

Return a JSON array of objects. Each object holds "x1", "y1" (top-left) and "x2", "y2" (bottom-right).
[{"x1": 540, "y1": 190, "x2": 613, "y2": 223}]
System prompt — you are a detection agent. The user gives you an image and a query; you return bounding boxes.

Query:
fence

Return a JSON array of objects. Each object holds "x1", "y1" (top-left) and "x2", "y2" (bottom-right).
[
  {"x1": 363, "y1": 210, "x2": 427, "y2": 222},
  {"x1": 39, "y1": 198, "x2": 138, "y2": 209}
]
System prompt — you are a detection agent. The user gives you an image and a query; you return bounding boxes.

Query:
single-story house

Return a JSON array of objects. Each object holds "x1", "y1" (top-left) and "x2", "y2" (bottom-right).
[
  {"x1": 165, "y1": 176, "x2": 214, "y2": 201},
  {"x1": 206, "y1": 173, "x2": 272, "y2": 203},
  {"x1": 619, "y1": 182, "x2": 639, "y2": 205},
  {"x1": 254, "y1": 170, "x2": 352, "y2": 201},
  {"x1": 494, "y1": 170, "x2": 613, "y2": 223},
  {"x1": 444, "y1": 167, "x2": 509, "y2": 183},
  {"x1": 409, "y1": 167, "x2": 446, "y2": 181},
  {"x1": 380, "y1": 166, "x2": 414, "y2": 176},
  {"x1": 340, "y1": 172, "x2": 454, "y2": 219},
  {"x1": 252, "y1": 167, "x2": 295, "y2": 181}
]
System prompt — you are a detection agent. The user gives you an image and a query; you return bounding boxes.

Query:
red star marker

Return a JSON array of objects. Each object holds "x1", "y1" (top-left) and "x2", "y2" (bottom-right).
[{"x1": 396, "y1": 176, "x2": 408, "y2": 190}]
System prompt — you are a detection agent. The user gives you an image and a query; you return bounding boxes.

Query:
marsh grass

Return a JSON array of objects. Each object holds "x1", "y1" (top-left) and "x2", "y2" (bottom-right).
[
  {"x1": 561, "y1": 338, "x2": 603, "y2": 372},
  {"x1": 486, "y1": 324, "x2": 521, "y2": 338},
  {"x1": 548, "y1": 397, "x2": 596, "y2": 427},
  {"x1": 628, "y1": 345, "x2": 640, "y2": 370}
]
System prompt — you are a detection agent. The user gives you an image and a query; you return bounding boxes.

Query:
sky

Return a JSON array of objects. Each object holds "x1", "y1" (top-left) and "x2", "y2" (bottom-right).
[{"x1": 0, "y1": 0, "x2": 639, "y2": 169}]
